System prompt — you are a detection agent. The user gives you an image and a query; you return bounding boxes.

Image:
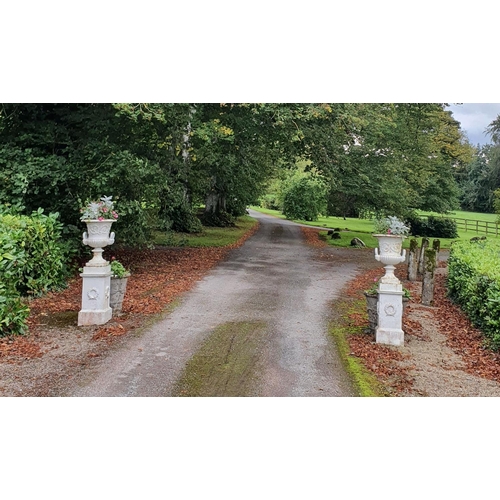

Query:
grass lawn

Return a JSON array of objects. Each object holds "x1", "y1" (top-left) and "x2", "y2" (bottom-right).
[
  {"x1": 250, "y1": 206, "x2": 500, "y2": 249},
  {"x1": 416, "y1": 209, "x2": 498, "y2": 223},
  {"x1": 153, "y1": 215, "x2": 258, "y2": 248}
]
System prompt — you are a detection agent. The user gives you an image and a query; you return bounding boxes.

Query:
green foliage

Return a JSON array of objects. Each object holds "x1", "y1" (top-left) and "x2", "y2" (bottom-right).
[
  {"x1": 373, "y1": 216, "x2": 410, "y2": 236},
  {"x1": 494, "y1": 189, "x2": 500, "y2": 224},
  {"x1": 0, "y1": 103, "x2": 473, "y2": 243},
  {"x1": 447, "y1": 240, "x2": 500, "y2": 350},
  {"x1": 110, "y1": 259, "x2": 129, "y2": 278},
  {"x1": 282, "y1": 172, "x2": 327, "y2": 221},
  {"x1": 406, "y1": 215, "x2": 458, "y2": 238},
  {"x1": 0, "y1": 208, "x2": 72, "y2": 297},
  {"x1": 0, "y1": 207, "x2": 74, "y2": 336},
  {"x1": 0, "y1": 213, "x2": 29, "y2": 336},
  {"x1": 259, "y1": 193, "x2": 281, "y2": 210},
  {"x1": 153, "y1": 215, "x2": 257, "y2": 247},
  {"x1": 456, "y1": 145, "x2": 495, "y2": 213}
]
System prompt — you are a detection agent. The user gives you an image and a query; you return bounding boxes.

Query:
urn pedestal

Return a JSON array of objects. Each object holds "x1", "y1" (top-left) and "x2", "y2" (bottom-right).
[
  {"x1": 78, "y1": 264, "x2": 113, "y2": 325},
  {"x1": 373, "y1": 234, "x2": 406, "y2": 346},
  {"x1": 78, "y1": 220, "x2": 115, "y2": 326}
]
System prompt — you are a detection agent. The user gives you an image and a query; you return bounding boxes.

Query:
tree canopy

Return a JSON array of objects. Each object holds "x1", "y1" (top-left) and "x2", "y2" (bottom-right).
[{"x1": 0, "y1": 103, "x2": 474, "y2": 245}]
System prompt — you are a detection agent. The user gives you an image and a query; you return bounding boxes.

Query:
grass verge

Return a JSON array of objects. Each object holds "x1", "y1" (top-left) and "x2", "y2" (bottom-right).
[
  {"x1": 329, "y1": 298, "x2": 389, "y2": 397},
  {"x1": 153, "y1": 215, "x2": 258, "y2": 247}
]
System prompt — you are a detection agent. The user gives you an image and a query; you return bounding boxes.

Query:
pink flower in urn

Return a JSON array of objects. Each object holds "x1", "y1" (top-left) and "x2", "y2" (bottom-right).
[{"x1": 80, "y1": 195, "x2": 119, "y2": 221}]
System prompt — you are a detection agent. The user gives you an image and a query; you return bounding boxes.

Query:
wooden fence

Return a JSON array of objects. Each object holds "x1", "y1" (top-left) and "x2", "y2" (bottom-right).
[{"x1": 423, "y1": 216, "x2": 500, "y2": 236}]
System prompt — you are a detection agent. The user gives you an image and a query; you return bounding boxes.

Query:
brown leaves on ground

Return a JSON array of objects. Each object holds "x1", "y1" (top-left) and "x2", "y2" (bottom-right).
[
  {"x1": 433, "y1": 273, "x2": 500, "y2": 381},
  {"x1": 300, "y1": 227, "x2": 329, "y2": 248},
  {"x1": 0, "y1": 337, "x2": 44, "y2": 363},
  {"x1": 0, "y1": 222, "x2": 259, "y2": 361}
]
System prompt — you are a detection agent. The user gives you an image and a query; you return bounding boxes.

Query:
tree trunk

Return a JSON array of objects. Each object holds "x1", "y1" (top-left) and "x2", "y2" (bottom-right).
[
  {"x1": 407, "y1": 238, "x2": 419, "y2": 281},
  {"x1": 204, "y1": 191, "x2": 226, "y2": 215},
  {"x1": 421, "y1": 248, "x2": 437, "y2": 306}
]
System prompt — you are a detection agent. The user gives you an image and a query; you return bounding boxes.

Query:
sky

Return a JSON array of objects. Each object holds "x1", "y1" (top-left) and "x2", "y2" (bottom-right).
[{"x1": 446, "y1": 103, "x2": 500, "y2": 146}]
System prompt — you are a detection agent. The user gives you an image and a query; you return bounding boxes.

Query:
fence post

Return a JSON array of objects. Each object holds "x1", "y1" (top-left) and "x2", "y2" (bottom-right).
[
  {"x1": 418, "y1": 237, "x2": 429, "y2": 277},
  {"x1": 408, "y1": 238, "x2": 419, "y2": 281},
  {"x1": 422, "y1": 248, "x2": 437, "y2": 306},
  {"x1": 433, "y1": 239, "x2": 441, "y2": 267}
]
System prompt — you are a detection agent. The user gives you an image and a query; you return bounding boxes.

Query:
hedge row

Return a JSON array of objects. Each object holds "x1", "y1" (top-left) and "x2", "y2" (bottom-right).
[
  {"x1": 0, "y1": 207, "x2": 72, "y2": 336},
  {"x1": 407, "y1": 216, "x2": 458, "y2": 238},
  {"x1": 447, "y1": 239, "x2": 500, "y2": 350}
]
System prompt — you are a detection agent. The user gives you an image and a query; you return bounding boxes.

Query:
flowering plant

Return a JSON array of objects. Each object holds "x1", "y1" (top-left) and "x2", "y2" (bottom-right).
[
  {"x1": 373, "y1": 216, "x2": 410, "y2": 237},
  {"x1": 110, "y1": 258, "x2": 130, "y2": 278},
  {"x1": 80, "y1": 195, "x2": 119, "y2": 221}
]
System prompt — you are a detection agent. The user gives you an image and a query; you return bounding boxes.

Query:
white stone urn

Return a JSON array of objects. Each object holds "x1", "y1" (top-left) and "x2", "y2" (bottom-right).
[
  {"x1": 82, "y1": 220, "x2": 115, "y2": 266},
  {"x1": 373, "y1": 234, "x2": 406, "y2": 284}
]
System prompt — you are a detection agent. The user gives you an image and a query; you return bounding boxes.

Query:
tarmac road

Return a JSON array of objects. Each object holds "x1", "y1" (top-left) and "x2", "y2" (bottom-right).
[{"x1": 67, "y1": 210, "x2": 374, "y2": 397}]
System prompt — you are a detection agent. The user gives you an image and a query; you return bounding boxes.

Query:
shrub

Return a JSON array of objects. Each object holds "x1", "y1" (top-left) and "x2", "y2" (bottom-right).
[
  {"x1": 259, "y1": 193, "x2": 281, "y2": 211},
  {"x1": 447, "y1": 239, "x2": 500, "y2": 350},
  {"x1": 0, "y1": 207, "x2": 72, "y2": 336},
  {"x1": 1, "y1": 209, "x2": 72, "y2": 296},
  {"x1": 407, "y1": 215, "x2": 458, "y2": 238},
  {"x1": 282, "y1": 175, "x2": 326, "y2": 221},
  {"x1": 427, "y1": 217, "x2": 458, "y2": 238},
  {"x1": 0, "y1": 221, "x2": 29, "y2": 336}
]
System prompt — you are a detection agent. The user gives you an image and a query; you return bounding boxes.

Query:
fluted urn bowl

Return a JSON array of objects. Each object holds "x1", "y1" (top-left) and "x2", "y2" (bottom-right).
[
  {"x1": 373, "y1": 234, "x2": 406, "y2": 284},
  {"x1": 82, "y1": 219, "x2": 115, "y2": 266},
  {"x1": 373, "y1": 234, "x2": 406, "y2": 266}
]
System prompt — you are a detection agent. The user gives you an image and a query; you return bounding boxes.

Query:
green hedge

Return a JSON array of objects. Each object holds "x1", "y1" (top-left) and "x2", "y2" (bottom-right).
[
  {"x1": 407, "y1": 216, "x2": 458, "y2": 238},
  {"x1": 0, "y1": 207, "x2": 72, "y2": 336},
  {"x1": 447, "y1": 239, "x2": 500, "y2": 350}
]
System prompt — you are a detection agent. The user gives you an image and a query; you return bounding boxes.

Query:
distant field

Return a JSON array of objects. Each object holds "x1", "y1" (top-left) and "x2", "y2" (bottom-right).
[
  {"x1": 416, "y1": 209, "x2": 498, "y2": 223},
  {"x1": 250, "y1": 206, "x2": 500, "y2": 249}
]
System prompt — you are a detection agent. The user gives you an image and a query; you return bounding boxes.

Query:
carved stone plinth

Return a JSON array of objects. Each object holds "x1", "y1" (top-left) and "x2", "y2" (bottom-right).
[
  {"x1": 376, "y1": 283, "x2": 404, "y2": 346},
  {"x1": 78, "y1": 264, "x2": 112, "y2": 326}
]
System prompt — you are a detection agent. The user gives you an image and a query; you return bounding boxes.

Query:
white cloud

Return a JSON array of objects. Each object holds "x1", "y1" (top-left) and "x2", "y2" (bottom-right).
[{"x1": 446, "y1": 103, "x2": 500, "y2": 146}]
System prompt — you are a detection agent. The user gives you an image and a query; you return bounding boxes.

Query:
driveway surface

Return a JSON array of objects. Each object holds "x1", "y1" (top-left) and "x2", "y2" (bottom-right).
[{"x1": 67, "y1": 210, "x2": 372, "y2": 397}]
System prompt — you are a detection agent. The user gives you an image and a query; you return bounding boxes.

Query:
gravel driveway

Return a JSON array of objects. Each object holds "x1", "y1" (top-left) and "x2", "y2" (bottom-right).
[{"x1": 64, "y1": 210, "x2": 371, "y2": 397}]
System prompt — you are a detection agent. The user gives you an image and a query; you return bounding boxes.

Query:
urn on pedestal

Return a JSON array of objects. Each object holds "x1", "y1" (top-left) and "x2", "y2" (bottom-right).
[
  {"x1": 372, "y1": 216, "x2": 410, "y2": 346},
  {"x1": 78, "y1": 196, "x2": 119, "y2": 326}
]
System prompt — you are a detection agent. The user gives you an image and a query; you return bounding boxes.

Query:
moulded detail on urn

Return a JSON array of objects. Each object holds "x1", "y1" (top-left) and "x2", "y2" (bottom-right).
[
  {"x1": 380, "y1": 242, "x2": 403, "y2": 254},
  {"x1": 87, "y1": 220, "x2": 114, "y2": 235}
]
